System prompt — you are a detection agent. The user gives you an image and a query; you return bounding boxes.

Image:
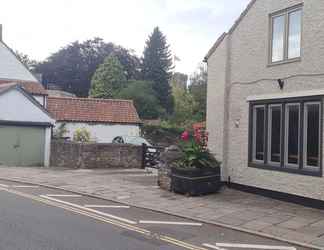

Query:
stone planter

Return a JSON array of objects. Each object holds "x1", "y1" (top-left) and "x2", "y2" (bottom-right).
[{"x1": 171, "y1": 166, "x2": 222, "y2": 196}]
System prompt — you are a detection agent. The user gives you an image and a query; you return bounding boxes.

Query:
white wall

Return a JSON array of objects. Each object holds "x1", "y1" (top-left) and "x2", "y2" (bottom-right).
[
  {"x1": 207, "y1": 35, "x2": 229, "y2": 181},
  {"x1": 44, "y1": 127, "x2": 51, "y2": 167},
  {"x1": 57, "y1": 122, "x2": 140, "y2": 143},
  {"x1": 0, "y1": 88, "x2": 54, "y2": 124},
  {"x1": 33, "y1": 95, "x2": 46, "y2": 107}
]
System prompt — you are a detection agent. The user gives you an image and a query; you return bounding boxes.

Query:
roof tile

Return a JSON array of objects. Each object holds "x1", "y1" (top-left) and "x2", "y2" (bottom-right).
[{"x1": 47, "y1": 97, "x2": 141, "y2": 124}]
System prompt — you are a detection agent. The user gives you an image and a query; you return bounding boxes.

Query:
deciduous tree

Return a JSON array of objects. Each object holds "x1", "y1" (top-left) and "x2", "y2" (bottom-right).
[
  {"x1": 90, "y1": 56, "x2": 126, "y2": 98},
  {"x1": 117, "y1": 80, "x2": 163, "y2": 119},
  {"x1": 35, "y1": 38, "x2": 140, "y2": 97}
]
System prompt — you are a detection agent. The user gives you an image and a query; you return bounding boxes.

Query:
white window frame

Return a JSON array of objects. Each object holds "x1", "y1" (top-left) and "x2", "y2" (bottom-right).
[
  {"x1": 267, "y1": 104, "x2": 282, "y2": 166},
  {"x1": 284, "y1": 103, "x2": 300, "y2": 168},
  {"x1": 269, "y1": 6, "x2": 303, "y2": 64},
  {"x1": 303, "y1": 102, "x2": 321, "y2": 170},
  {"x1": 252, "y1": 105, "x2": 266, "y2": 163}
]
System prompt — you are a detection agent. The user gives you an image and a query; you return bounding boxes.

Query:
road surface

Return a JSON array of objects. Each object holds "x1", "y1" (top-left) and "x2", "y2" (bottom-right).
[{"x1": 0, "y1": 179, "x2": 309, "y2": 250}]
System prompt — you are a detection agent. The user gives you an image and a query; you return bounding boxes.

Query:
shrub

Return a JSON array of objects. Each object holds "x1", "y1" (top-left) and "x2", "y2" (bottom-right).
[
  {"x1": 53, "y1": 123, "x2": 68, "y2": 139},
  {"x1": 73, "y1": 128, "x2": 91, "y2": 142}
]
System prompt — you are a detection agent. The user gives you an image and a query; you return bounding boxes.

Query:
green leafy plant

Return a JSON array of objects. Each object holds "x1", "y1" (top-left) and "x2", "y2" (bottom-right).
[
  {"x1": 175, "y1": 128, "x2": 220, "y2": 169},
  {"x1": 53, "y1": 123, "x2": 68, "y2": 138},
  {"x1": 73, "y1": 128, "x2": 91, "y2": 142}
]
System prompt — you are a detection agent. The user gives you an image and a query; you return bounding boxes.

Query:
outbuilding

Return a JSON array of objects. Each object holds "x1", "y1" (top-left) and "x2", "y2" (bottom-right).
[
  {"x1": 0, "y1": 83, "x2": 54, "y2": 166},
  {"x1": 47, "y1": 96, "x2": 141, "y2": 143}
]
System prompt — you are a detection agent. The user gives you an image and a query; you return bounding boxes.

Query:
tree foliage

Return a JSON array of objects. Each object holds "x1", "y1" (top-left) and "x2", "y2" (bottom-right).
[
  {"x1": 189, "y1": 64, "x2": 207, "y2": 121},
  {"x1": 117, "y1": 80, "x2": 163, "y2": 119},
  {"x1": 141, "y1": 27, "x2": 174, "y2": 114},
  {"x1": 170, "y1": 85, "x2": 198, "y2": 126},
  {"x1": 73, "y1": 128, "x2": 91, "y2": 143},
  {"x1": 35, "y1": 38, "x2": 140, "y2": 97},
  {"x1": 15, "y1": 51, "x2": 37, "y2": 72},
  {"x1": 90, "y1": 56, "x2": 127, "y2": 98}
]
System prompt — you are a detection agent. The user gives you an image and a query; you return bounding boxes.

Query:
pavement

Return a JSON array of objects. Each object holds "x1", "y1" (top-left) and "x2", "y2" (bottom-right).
[
  {"x1": 0, "y1": 179, "x2": 306, "y2": 250},
  {"x1": 0, "y1": 166, "x2": 323, "y2": 249}
]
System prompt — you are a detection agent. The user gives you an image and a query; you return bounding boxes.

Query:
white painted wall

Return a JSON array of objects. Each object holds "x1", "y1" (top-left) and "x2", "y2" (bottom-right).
[
  {"x1": 33, "y1": 95, "x2": 45, "y2": 107},
  {"x1": 44, "y1": 127, "x2": 51, "y2": 167},
  {"x1": 0, "y1": 88, "x2": 54, "y2": 124},
  {"x1": 0, "y1": 42, "x2": 37, "y2": 82},
  {"x1": 56, "y1": 122, "x2": 140, "y2": 143}
]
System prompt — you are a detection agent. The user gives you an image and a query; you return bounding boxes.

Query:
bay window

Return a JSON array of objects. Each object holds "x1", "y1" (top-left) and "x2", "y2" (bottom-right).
[
  {"x1": 249, "y1": 99, "x2": 322, "y2": 176},
  {"x1": 252, "y1": 106, "x2": 265, "y2": 162},
  {"x1": 304, "y1": 102, "x2": 321, "y2": 169},
  {"x1": 285, "y1": 103, "x2": 300, "y2": 167},
  {"x1": 268, "y1": 105, "x2": 282, "y2": 164}
]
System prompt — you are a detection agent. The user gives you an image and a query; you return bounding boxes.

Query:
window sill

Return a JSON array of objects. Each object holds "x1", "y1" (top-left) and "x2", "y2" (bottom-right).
[
  {"x1": 248, "y1": 162, "x2": 322, "y2": 177},
  {"x1": 267, "y1": 57, "x2": 301, "y2": 67}
]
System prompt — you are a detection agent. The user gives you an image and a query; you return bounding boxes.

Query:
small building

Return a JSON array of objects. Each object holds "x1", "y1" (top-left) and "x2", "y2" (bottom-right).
[{"x1": 47, "y1": 97, "x2": 141, "y2": 143}]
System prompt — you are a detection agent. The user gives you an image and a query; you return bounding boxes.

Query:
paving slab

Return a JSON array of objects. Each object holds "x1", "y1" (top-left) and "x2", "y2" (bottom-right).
[
  {"x1": 277, "y1": 217, "x2": 319, "y2": 230},
  {"x1": 241, "y1": 220, "x2": 273, "y2": 231},
  {"x1": 261, "y1": 225, "x2": 296, "y2": 237},
  {"x1": 311, "y1": 236, "x2": 324, "y2": 247},
  {"x1": 281, "y1": 231, "x2": 320, "y2": 243}
]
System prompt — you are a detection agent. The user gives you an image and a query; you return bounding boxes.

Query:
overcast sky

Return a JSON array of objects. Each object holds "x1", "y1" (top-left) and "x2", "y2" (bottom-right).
[{"x1": 1, "y1": 0, "x2": 250, "y2": 75}]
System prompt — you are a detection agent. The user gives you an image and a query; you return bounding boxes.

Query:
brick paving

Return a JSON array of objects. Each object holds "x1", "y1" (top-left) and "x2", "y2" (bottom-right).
[{"x1": 0, "y1": 166, "x2": 324, "y2": 248}]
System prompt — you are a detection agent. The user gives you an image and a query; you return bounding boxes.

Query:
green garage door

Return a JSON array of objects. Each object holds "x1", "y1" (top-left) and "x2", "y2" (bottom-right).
[{"x1": 0, "y1": 125, "x2": 45, "y2": 166}]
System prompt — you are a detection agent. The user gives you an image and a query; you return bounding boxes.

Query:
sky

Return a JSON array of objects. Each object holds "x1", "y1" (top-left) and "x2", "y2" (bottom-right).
[{"x1": 1, "y1": 0, "x2": 250, "y2": 75}]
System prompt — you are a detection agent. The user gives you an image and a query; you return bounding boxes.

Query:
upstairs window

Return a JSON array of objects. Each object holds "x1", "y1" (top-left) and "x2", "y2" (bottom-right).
[{"x1": 270, "y1": 6, "x2": 302, "y2": 64}]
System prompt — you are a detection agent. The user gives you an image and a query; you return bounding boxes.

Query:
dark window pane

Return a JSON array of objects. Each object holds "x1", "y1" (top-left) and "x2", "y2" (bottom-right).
[
  {"x1": 287, "y1": 105, "x2": 299, "y2": 165},
  {"x1": 269, "y1": 106, "x2": 281, "y2": 163},
  {"x1": 305, "y1": 104, "x2": 320, "y2": 167},
  {"x1": 254, "y1": 107, "x2": 265, "y2": 161}
]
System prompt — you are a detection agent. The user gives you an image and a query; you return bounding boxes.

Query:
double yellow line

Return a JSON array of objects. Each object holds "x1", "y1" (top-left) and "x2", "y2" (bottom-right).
[{"x1": 1, "y1": 187, "x2": 208, "y2": 250}]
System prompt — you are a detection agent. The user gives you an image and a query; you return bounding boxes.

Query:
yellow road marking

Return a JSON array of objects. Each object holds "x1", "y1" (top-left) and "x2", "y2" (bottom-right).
[
  {"x1": 1, "y1": 187, "x2": 208, "y2": 250},
  {"x1": 40, "y1": 195, "x2": 137, "y2": 224}
]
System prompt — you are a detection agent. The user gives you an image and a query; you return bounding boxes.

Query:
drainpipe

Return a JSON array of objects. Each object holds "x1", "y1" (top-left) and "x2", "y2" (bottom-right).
[
  {"x1": 0, "y1": 24, "x2": 3, "y2": 42},
  {"x1": 222, "y1": 32, "x2": 232, "y2": 183}
]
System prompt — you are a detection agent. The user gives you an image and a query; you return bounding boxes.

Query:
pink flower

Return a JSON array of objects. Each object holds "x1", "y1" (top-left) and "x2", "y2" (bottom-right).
[{"x1": 181, "y1": 131, "x2": 190, "y2": 141}]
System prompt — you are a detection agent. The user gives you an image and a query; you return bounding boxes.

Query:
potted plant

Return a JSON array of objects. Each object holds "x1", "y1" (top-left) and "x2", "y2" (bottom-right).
[{"x1": 171, "y1": 128, "x2": 222, "y2": 196}]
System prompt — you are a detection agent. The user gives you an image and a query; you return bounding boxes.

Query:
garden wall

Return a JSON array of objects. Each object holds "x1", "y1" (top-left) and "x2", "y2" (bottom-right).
[{"x1": 50, "y1": 140, "x2": 143, "y2": 169}]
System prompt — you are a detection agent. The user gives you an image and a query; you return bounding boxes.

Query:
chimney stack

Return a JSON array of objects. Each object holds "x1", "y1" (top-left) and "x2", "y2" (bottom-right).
[{"x1": 0, "y1": 24, "x2": 2, "y2": 42}]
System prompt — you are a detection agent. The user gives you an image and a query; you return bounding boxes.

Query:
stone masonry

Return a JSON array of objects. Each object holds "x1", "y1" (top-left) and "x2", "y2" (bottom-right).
[{"x1": 50, "y1": 140, "x2": 143, "y2": 169}]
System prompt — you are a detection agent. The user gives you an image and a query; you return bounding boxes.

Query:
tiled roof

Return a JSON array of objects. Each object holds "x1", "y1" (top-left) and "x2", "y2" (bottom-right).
[
  {"x1": 47, "y1": 97, "x2": 141, "y2": 124},
  {"x1": 0, "y1": 79, "x2": 47, "y2": 95}
]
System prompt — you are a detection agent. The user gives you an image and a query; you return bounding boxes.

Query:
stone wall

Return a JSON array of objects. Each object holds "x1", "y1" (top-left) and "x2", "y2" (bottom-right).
[{"x1": 50, "y1": 140, "x2": 143, "y2": 169}]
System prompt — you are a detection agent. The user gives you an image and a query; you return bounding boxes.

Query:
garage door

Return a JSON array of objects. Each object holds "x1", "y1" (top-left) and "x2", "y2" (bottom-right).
[{"x1": 0, "y1": 126, "x2": 45, "y2": 166}]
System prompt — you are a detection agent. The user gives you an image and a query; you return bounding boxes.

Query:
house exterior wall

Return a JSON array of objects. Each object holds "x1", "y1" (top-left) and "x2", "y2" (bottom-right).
[
  {"x1": 0, "y1": 88, "x2": 54, "y2": 124},
  {"x1": 206, "y1": 36, "x2": 229, "y2": 180},
  {"x1": 207, "y1": 0, "x2": 324, "y2": 200},
  {"x1": 0, "y1": 42, "x2": 38, "y2": 82},
  {"x1": 57, "y1": 122, "x2": 140, "y2": 143}
]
